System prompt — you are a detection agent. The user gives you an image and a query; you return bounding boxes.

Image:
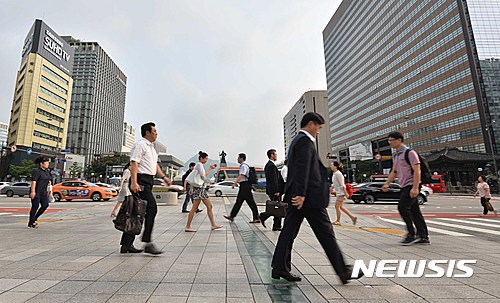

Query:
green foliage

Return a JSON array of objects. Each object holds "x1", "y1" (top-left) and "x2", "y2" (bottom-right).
[
  {"x1": 69, "y1": 162, "x2": 83, "y2": 178},
  {"x1": 10, "y1": 159, "x2": 36, "y2": 178},
  {"x1": 88, "y1": 155, "x2": 130, "y2": 177}
]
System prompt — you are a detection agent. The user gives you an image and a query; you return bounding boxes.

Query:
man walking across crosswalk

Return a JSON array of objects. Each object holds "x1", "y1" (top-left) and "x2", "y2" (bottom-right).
[{"x1": 382, "y1": 131, "x2": 430, "y2": 245}]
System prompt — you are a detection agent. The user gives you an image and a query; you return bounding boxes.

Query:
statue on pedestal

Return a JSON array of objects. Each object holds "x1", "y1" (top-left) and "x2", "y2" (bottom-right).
[{"x1": 219, "y1": 150, "x2": 227, "y2": 167}]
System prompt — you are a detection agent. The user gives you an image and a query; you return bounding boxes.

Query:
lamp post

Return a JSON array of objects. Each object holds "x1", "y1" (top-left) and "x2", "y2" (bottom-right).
[{"x1": 485, "y1": 120, "x2": 498, "y2": 179}]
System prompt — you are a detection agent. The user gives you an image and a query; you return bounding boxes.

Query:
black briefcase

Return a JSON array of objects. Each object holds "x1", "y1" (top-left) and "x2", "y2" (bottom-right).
[{"x1": 265, "y1": 199, "x2": 287, "y2": 217}]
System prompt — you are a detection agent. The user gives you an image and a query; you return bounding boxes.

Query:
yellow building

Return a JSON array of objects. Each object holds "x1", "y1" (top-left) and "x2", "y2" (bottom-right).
[{"x1": 7, "y1": 20, "x2": 74, "y2": 154}]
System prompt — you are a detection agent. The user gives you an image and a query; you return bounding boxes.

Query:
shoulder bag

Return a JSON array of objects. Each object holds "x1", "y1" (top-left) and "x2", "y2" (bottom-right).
[{"x1": 186, "y1": 168, "x2": 204, "y2": 187}]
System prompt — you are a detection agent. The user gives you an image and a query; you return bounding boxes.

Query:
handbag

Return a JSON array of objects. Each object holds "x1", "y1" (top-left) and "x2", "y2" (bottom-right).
[
  {"x1": 113, "y1": 193, "x2": 147, "y2": 235},
  {"x1": 265, "y1": 198, "x2": 287, "y2": 217},
  {"x1": 186, "y1": 168, "x2": 204, "y2": 187},
  {"x1": 486, "y1": 198, "x2": 494, "y2": 211}
]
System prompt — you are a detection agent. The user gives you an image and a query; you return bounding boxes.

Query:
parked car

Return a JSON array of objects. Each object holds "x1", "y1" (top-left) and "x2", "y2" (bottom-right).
[
  {"x1": 421, "y1": 185, "x2": 433, "y2": 197},
  {"x1": 153, "y1": 178, "x2": 185, "y2": 197},
  {"x1": 0, "y1": 182, "x2": 13, "y2": 192},
  {"x1": 0, "y1": 182, "x2": 31, "y2": 197},
  {"x1": 52, "y1": 180, "x2": 116, "y2": 202},
  {"x1": 350, "y1": 182, "x2": 428, "y2": 205},
  {"x1": 208, "y1": 181, "x2": 240, "y2": 197},
  {"x1": 94, "y1": 183, "x2": 119, "y2": 197}
]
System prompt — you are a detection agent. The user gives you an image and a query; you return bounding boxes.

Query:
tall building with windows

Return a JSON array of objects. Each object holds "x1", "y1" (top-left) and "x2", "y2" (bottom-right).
[
  {"x1": 283, "y1": 90, "x2": 331, "y2": 166},
  {"x1": 121, "y1": 122, "x2": 135, "y2": 153},
  {"x1": 7, "y1": 19, "x2": 73, "y2": 155},
  {"x1": 323, "y1": 0, "x2": 500, "y2": 161},
  {"x1": 0, "y1": 122, "x2": 8, "y2": 148},
  {"x1": 63, "y1": 38, "x2": 127, "y2": 165}
]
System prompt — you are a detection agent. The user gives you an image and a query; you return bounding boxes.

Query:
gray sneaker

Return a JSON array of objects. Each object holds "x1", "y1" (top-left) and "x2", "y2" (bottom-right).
[
  {"x1": 415, "y1": 237, "x2": 430, "y2": 245},
  {"x1": 400, "y1": 235, "x2": 418, "y2": 246}
]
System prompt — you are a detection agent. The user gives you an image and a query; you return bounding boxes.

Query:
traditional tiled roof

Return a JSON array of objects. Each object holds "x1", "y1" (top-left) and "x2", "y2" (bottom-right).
[{"x1": 425, "y1": 147, "x2": 500, "y2": 163}]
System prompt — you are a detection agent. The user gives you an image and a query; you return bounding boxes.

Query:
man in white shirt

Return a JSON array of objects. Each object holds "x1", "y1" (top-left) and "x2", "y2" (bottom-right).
[
  {"x1": 224, "y1": 153, "x2": 260, "y2": 223},
  {"x1": 120, "y1": 122, "x2": 171, "y2": 255}
]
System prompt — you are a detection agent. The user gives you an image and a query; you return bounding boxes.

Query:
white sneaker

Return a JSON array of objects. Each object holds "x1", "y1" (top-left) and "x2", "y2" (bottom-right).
[{"x1": 480, "y1": 214, "x2": 486, "y2": 217}]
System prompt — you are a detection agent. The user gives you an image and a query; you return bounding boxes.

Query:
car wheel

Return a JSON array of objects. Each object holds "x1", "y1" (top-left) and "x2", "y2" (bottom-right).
[
  {"x1": 364, "y1": 194, "x2": 376, "y2": 204},
  {"x1": 352, "y1": 199, "x2": 361, "y2": 204},
  {"x1": 19, "y1": 195, "x2": 24, "y2": 197},
  {"x1": 417, "y1": 194, "x2": 426, "y2": 205},
  {"x1": 66, "y1": 199, "x2": 72, "y2": 202},
  {"x1": 6, "y1": 190, "x2": 13, "y2": 197},
  {"x1": 215, "y1": 190, "x2": 222, "y2": 197},
  {"x1": 91, "y1": 192, "x2": 101, "y2": 201},
  {"x1": 103, "y1": 198, "x2": 110, "y2": 201},
  {"x1": 53, "y1": 193, "x2": 61, "y2": 202}
]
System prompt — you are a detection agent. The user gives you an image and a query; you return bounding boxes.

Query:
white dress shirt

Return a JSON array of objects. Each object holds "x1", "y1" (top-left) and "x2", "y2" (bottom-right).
[{"x1": 130, "y1": 138, "x2": 159, "y2": 175}]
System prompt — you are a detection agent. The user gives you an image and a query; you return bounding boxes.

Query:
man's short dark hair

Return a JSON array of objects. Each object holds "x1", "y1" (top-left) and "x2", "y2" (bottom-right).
[
  {"x1": 388, "y1": 131, "x2": 404, "y2": 142},
  {"x1": 238, "y1": 153, "x2": 246, "y2": 161},
  {"x1": 35, "y1": 156, "x2": 49, "y2": 165},
  {"x1": 189, "y1": 162, "x2": 196, "y2": 167},
  {"x1": 141, "y1": 122, "x2": 156, "y2": 137},
  {"x1": 300, "y1": 112, "x2": 325, "y2": 128},
  {"x1": 267, "y1": 149, "x2": 276, "y2": 159}
]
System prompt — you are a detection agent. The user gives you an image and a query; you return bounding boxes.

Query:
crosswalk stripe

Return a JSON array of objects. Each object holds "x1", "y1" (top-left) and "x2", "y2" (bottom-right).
[
  {"x1": 437, "y1": 218, "x2": 500, "y2": 229},
  {"x1": 0, "y1": 213, "x2": 13, "y2": 215},
  {"x1": 379, "y1": 217, "x2": 472, "y2": 237},
  {"x1": 425, "y1": 219, "x2": 500, "y2": 236},
  {"x1": 470, "y1": 218, "x2": 500, "y2": 223}
]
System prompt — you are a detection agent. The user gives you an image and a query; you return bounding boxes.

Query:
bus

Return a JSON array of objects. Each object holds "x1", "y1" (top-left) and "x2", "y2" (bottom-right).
[{"x1": 370, "y1": 174, "x2": 446, "y2": 193}]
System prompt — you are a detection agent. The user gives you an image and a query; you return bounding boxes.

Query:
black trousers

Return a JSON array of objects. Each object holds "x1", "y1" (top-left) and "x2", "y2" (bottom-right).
[
  {"x1": 230, "y1": 181, "x2": 259, "y2": 220},
  {"x1": 271, "y1": 205, "x2": 348, "y2": 277},
  {"x1": 29, "y1": 195, "x2": 50, "y2": 225},
  {"x1": 120, "y1": 174, "x2": 157, "y2": 246},
  {"x1": 259, "y1": 194, "x2": 283, "y2": 228},
  {"x1": 398, "y1": 186, "x2": 428, "y2": 238},
  {"x1": 480, "y1": 197, "x2": 491, "y2": 215}
]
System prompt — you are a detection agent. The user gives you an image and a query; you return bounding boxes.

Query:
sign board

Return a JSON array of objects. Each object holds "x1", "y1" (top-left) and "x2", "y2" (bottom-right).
[
  {"x1": 60, "y1": 149, "x2": 71, "y2": 153},
  {"x1": 26, "y1": 148, "x2": 33, "y2": 155},
  {"x1": 348, "y1": 141, "x2": 373, "y2": 161},
  {"x1": 21, "y1": 19, "x2": 74, "y2": 76},
  {"x1": 59, "y1": 159, "x2": 66, "y2": 163},
  {"x1": 10, "y1": 145, "x2": 17, "y2": 153}
]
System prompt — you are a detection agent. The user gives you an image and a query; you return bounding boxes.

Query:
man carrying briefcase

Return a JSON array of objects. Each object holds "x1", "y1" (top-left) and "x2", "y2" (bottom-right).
[{"x1": 259, "y1": 149, "x2": 285, "y2": 231}]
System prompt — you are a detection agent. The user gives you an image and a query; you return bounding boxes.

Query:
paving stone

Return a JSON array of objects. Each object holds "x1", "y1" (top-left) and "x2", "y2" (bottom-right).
[
  {"x1": 152, "y1": 283, "x2": 192, "y2": 297},
  {"x1": 80, "y1": 281, "x2": 125, "y2": 294},
  {"x1": 0, "y1": 291, "x2": 38, "y2": 303},
  {"x1": 0, "y1": 279, "x2": 28, "y2": 292},
  {"x1": 147, "y1": 296, "x2": 188, "y2": 303},
  {"x1": 45, "y1": 280, "x2": 93, "y2": 294},
  {"x1": 26, "y1": 293, "x2": 74, "y2": 303},
  {"x1": 189, "y1": 283, "x2": 226, "y2": 298},
  {"x1": 116, "y1": 281, "x2": 159, "y2": 295},
  {"x1": 10, "y1": 280, "x2": 60, "y2": 293},
  {"x1": 65, "y1": 293, "x2": 113, "y2": 303}
]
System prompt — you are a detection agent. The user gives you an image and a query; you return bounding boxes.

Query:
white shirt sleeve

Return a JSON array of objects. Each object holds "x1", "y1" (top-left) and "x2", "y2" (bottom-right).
[
  {"x1": 195, "y1": 163, "x2": 206, "y2": 180},
  {"x1": 130, "y1": 142, "x2": 144, "y2": 163}
]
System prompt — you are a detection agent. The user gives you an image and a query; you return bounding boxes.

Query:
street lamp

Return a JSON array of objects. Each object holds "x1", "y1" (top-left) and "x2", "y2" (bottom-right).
[{"x1": 485, "y1": 120, "x2": 498, "y2": 179}]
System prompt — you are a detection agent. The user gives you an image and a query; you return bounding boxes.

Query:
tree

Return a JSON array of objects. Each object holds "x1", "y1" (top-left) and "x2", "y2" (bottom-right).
[
  {"x1": 10, "y1": 159, "x2": 36, "y2": 178},
  {"x1": 89, "y1": 155, "x2": 130, "y2": 178},
  {"x1": 69, "y1": 162, "x2": 83, "y2": 178}
]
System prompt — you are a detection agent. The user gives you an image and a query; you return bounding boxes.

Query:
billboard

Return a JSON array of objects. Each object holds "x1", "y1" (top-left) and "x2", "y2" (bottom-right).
[
  {"x1": 21, "y1": 19, "x2": 74, "y2": 76},
  {"x1": 348, "y1": 141, "x2": 373, "y2": 161}
]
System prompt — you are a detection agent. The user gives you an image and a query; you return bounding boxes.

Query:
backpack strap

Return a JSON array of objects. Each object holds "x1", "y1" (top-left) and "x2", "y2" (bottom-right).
[{"x1": 405, "y1": 148, "x2": 415, "y2": 176}]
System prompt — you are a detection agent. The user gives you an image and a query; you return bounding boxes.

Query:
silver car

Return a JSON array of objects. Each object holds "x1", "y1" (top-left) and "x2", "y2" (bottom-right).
[{"x1": 0, "y1": 182, "x2": 31, "y2": 197}]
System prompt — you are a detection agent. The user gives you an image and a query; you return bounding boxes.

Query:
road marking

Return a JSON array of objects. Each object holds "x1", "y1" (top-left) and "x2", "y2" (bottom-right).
[
  {"x1": 0, "y1": 213, "x2": 13, "y2": 215},
  {"x1": 437, "y1": 218, "x2": 500, "y2": 229},
  {"x1": 12, "y1": 215, "x2": 29, "y2": 217},
  {"x1": 470, "y1": 218, "x2": 500, "y2": 223},
  {"x1": 379, "y1": 217, "x2": 472, "y2": 237},
  {"x1": 425, "y1": 219, "x2": 500, "y2": 236}
]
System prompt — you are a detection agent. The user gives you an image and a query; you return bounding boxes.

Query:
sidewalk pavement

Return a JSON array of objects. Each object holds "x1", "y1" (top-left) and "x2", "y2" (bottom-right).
[{"x1": 1, "y1": 196, "x2": 500, "y2": 303}]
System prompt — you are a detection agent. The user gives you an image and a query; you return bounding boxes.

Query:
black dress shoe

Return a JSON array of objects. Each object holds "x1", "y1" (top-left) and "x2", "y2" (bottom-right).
[
  {"x1": 144, "y1": 243, "x2": 163, "y2": 255},
  {"x1": 340, "y1": 265, "x2": 364, "y2": 284},
  {"x1": 271, "y1": 269, "x2": 302, "y2": 281},
  {"x1": 182, "y1": 210, "x2": 189, "y2": 213},
  {"x1": 120, "y1": 245, "x2": 143, "y2": 253},
  {"x1": 259, "y1": 213, "x2": 268, "y2": 228},
  {"x1": 224, "y1": 215, "x2": 234, "y2": 222},
  {"x1": 196, "y1": 209, "x2": 203, "y2": 213},
  {"x1": 272, "y1": 227, "x2": 282, "y2": 231}
]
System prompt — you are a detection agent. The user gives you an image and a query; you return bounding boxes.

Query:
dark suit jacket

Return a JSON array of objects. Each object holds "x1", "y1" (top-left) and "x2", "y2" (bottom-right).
[
  {"x1": 284, "y1": 131, "x2": 329, "y2": 208},
  {"x1": 265, "y1": 160, "x2": 284, "y2": 199}
]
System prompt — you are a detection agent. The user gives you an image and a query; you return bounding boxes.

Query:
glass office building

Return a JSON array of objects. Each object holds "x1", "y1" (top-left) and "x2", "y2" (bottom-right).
[{"x1": 323, "y1": 0, "x2": 500, "y2": 160}]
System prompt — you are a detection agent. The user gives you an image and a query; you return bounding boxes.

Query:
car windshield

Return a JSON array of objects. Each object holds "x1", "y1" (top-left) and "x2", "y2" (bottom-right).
[{"x1": 85, "y1": 182, "x2": 98, "y2": 187}]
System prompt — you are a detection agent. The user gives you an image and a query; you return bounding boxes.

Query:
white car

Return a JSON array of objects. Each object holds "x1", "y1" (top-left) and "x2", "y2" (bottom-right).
[
  {"x1": 0, "y1": 182, "x2": 12, "y2": 192},
  {"x1": 421, "y1": 185, "x2": 433, "y2": 197},
  {"x1": 208, "y1": 181, "x2": 239, "y2": 197}
]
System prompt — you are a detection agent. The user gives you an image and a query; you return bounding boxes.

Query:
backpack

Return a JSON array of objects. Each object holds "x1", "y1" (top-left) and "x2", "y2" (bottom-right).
[
  {"x1": 404, "y1": 149, "x2": 433, "y2": 184},
  {"x1": 345, "y1": 182, "x2": 353, "y2": 197},
  {"x1": 246, "y1": 165, "x2": 258, "y2": 184}
]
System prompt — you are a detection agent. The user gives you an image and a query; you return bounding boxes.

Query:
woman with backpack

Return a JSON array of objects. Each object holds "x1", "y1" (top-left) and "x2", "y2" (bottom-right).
[
  {"x1": 330, "y1": 161, "x2": 357, "y2": 226},
  {"x1": 474, "y1": 175, "x2": 497, "y2": 216}
]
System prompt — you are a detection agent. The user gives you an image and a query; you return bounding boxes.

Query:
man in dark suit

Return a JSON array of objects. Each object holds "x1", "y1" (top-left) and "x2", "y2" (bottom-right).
[
  {"x1": 271, "y1": 112, "x2": 363, "y2": 284},
  {"x1": 259, "y1": 149, "x2": 284, "y2": 231}
]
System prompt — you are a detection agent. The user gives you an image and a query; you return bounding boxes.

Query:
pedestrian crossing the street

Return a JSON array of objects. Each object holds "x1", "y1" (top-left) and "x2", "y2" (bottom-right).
[{"x1": 380, "y1": 216, "x2": 500, "y2": 238}]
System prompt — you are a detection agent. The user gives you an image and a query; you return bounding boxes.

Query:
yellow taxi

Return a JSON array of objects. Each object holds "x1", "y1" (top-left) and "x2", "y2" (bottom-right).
[{"x1": 52, "y1": 180, "x2": 116, "y2": 202}]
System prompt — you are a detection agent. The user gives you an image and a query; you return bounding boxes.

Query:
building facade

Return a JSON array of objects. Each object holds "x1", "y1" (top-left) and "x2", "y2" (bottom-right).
[
  {"x1": 323, "y1": 0, "x2": 500, "y2": 162},
  {"x1": 7, "y1": 20, "x2": 74, "y2": 156},
  {"x1": 121, "y1": 122, "x2": 135, "y2": 153},
  {"x1": 283, "y1": 90, "x2": 332, "y2": 166},
  {"x1": 0, "y1": 122, "x2": 8, "y2": 148},
  {"x1": 63, "y1": 38, "x2": 127, "y2": 166}
]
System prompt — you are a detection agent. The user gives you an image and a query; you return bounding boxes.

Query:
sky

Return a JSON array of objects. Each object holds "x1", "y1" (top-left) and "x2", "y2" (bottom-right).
[{"x1": 0, "y1": 0, "x2": 342, "y2": 166}]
